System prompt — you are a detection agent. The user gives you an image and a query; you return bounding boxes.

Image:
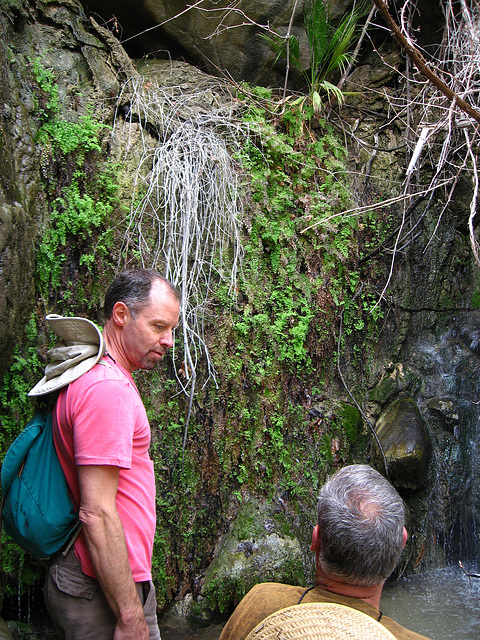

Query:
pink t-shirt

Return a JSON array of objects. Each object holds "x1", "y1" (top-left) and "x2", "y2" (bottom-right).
[{"x1": 53, "y1": 358, "x2": 156, "y2": 582}]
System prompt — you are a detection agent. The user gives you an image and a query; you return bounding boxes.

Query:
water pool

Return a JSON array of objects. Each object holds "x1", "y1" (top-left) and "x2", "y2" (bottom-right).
[
  {"x1": 159, "y1": 566, "x2": 480, "y2": 640},
  {"x1": 381, "y1": 566, "x2": 480, "y2": 639}
]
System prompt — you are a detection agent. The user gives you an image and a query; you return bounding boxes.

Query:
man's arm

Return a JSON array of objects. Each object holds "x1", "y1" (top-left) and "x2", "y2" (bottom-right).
[{"x1": 77, "y1": 464, "x2": 149, "y2": 640}]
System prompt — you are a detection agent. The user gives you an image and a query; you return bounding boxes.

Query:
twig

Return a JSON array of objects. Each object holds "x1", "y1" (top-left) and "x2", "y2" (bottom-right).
[
  {"x1": 337, "y1": 4, "x2": 376, "y2": 92},
  {"x1": 372, "y1": 0, "x2": 480, "y2": 125},
  {"x1": 300, "y1": 177, "x2": 454, "y2": 234},
  {"x1": 370, "y1": 195, "x2": 407, "y2": 313},
  {"x1": 199, "y1": 2, "x2": 278, "y2": 39},
  {"x1": 363, "y1": 132, "x2": 379, "y2": 184},
  {"x1": 465, "y1": 127, "x2": 480, "y2": 268},
  {"x1": 336, "y1": 286, "x2": 389, "y2": 476},
  {"x1": 358, "y1": 194, "x2": 426, "y2": 265},
  {"x1": 120, "y1": 0, "x2": 208, "y2": 45},
  {"x1": 459, "y1": 560, "x2": 480, "y2": 579},
  {"x1": 281, "y1": 0, "x2": 302, "y2": 109}
]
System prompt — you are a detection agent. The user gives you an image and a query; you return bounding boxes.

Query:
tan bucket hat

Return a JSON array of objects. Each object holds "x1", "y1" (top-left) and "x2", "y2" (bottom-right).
[
  {"x1": 245, "y1": 602, "x2": 397, "y2": 640},
  {"x1": 28, "y1": 314, "x2": 105, "y2": 397}
]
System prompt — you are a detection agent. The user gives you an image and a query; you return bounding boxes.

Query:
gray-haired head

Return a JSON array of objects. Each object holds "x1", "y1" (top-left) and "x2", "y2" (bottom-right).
[
  {"x1": 104, "y1": 269, "x2": 180, "y2": 320},
  {"x1": 316, "y1": 464, "x2": 405, "y2": 587}
]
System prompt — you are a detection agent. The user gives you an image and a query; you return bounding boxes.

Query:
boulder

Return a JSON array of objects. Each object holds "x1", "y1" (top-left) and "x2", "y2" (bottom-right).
[
  {"x1": 82, "y1": 0, "x2": 309, "y2": 86},
  {"x1": 373, "y1": 397, "x2": 431, "y2": 490},
  {"x1": 191, "y1": 497, "x2": 306, "y2": 619}
]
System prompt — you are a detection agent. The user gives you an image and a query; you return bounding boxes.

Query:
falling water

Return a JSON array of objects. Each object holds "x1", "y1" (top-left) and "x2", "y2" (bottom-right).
[
  {"x1": 158, "y1": 614, "x2": 225, "y2": 640},
  {"x1": 412, "y1": 312, "x2": 480, "y2": 568}
]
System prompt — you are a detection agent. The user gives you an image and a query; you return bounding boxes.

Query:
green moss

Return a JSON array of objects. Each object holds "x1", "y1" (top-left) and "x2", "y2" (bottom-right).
[
  {"x1": 0, "y1": 315, "x2": 44, "y2": 453},
  {"x1": 27, "y1": 59, "x2": 121, "y2": 307},
  {"x1": 471, "y1": 278, "x2": 480, "y2": 308},
  {"x1": 369, "y1": 374, "x2": 397, "y2": 404},
  {"x1": 340, "y1": 402, "x2": 362, "y2": 442}
]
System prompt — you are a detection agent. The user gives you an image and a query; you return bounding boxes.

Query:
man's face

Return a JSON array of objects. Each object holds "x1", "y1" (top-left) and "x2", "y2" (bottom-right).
[{"x1": 121, "y1": 281, "x2": 180, "y2": 372}]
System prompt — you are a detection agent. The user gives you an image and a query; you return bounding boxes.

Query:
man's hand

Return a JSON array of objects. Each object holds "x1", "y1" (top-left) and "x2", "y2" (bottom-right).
[{"x1": 114, "y1": 613, "x2": 149, "y2": 640}]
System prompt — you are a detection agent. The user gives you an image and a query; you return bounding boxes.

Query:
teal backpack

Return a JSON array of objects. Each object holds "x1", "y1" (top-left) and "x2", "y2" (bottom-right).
[
  {"x1": 0, "y1": 409, "x2": 79, "y2": 559},
  {"x1": 0, "y1": 314, "x2": 104, "y2": 558}
]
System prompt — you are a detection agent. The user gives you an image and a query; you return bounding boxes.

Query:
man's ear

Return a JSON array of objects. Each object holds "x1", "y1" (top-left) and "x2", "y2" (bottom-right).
[
  {"x1": 402, "y1": 527, "x2": 408, "y2": 549},
  {"x1": 111, "y1": 301, "x2": 130, "y2": 327},
  {"x1": 310, "y1": 524, "x2": 321, "y2": 552}
]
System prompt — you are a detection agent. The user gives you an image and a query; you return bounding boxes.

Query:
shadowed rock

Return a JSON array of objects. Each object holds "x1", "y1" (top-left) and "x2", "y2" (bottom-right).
[{"x1": 374, "y1": 398, "x2": 431, "y2": 490}]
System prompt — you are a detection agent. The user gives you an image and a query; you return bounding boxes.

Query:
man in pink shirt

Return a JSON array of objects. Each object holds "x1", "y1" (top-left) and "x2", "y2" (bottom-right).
[{"x1": 44, "y1": 269, "x2": 180, "y2": 640}]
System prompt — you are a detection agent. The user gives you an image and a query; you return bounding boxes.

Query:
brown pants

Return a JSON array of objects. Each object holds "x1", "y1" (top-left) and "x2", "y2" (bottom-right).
[{"x1": 44, "y1": 547, "x2": 161, "y2": 640}]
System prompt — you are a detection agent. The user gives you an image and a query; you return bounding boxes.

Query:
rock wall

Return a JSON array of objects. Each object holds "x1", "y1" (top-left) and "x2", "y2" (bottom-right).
[
  {"x1": 0, "y1": 0, "x2": 137, "y2": 375},
  {"x1": 0, "y1": 5, "x2": 38, "y2": 377}
]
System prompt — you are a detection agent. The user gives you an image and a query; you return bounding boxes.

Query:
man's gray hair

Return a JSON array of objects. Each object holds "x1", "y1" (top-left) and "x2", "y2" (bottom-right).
[
  {"x1": 104, "y1": 269, "x2": 180, "y2": 320},
  {"x1": 317, "y1": 464, "x2": 405, "y2": 587}
]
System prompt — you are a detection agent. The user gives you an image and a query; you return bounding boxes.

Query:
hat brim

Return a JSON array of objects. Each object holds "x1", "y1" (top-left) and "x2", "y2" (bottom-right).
[{"x1": 28, "y1": 315, "x2": 105, "y2": 397}]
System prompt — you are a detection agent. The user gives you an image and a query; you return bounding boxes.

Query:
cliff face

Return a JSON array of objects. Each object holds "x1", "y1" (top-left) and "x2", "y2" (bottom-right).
[
  {"x1": 0, "y1": 0, "x2": 137, "y2": 375},
  {"x1": 1, "y1": 1, "x2": 38, "y2": 378},
  {"x1": 1, "y1": 0, "x2": 480, "y2": 620}
]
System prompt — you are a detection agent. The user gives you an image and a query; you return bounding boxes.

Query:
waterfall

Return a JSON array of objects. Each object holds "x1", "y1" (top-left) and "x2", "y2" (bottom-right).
[{"x1": 412, "y1": 312, "x2": 480, "y2": 569}]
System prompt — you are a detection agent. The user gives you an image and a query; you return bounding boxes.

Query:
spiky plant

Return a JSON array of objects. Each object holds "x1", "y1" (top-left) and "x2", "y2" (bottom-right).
[{"x1": 263, "y1": 0, "x2": 368, "y2": 111}]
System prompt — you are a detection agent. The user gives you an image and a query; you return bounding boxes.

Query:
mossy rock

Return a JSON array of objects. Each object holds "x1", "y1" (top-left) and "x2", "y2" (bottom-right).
[
  {"x1": 339, "y1": 402, "x2": 362, "y2": 442},
  {"x1": 193, "y1": 497, "x2": 305, "y2": 620}
]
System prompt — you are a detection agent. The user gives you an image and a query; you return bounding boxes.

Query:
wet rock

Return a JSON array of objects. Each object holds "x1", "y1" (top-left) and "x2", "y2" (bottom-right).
[
  {"x1": 0, "y1": 11, "x2": 37, "y2": 378},
  {"x1": 373, "y1": 397, "x2": 431, "y2": 490},
  {"x1": 451, "y1": 310, "x2": 480, "y2": 355},
  {"x1": 369, "y1": 363, "x2": 421, "y2": 406},
  {"x1": 423, "y1": 397, "x2": 461, "y2": 434}
]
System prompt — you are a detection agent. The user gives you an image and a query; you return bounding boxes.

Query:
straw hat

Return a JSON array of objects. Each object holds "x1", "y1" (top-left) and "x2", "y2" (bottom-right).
[
  {"x1": 28, "y1": 314, "x2": 105, "y2": 397},
  {"x1": 245, "y1": 602, "x2": 397, "y2": 640}
]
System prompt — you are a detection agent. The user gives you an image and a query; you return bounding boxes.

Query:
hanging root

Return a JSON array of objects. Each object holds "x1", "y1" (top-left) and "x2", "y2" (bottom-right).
[{"x1": 114, "y1": 76, "x2": 247, "y2": 398}]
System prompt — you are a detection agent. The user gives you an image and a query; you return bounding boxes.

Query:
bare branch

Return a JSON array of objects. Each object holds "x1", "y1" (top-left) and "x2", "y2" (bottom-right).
[
  {"x1": 338, "y1": 4, "x2": 377, "y2": 91},
  {"x1": 459, "y1": 560, "x2": 480, "y2": 579},
  {"x1": 120, "y1": 0, "x2": 208, "y2": 44},
  {"x1": 282, "y1": 0, "x2": 302, "y2": 106},
  {"x1": 300, "y1": 178, "x2": 455, "y2": 234},
  {"x1": 337, "y1": 287, "x2": 389, "y2": 476},
  {"x1": 465, "y1": 127, "x2": 480, "y2": 267},
  {"x1": 372, "y1": 0, "x2": 480, "y2": 125},
  {"x1": 198, "y1": 2, "x2": 276, "y2": 39}
]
